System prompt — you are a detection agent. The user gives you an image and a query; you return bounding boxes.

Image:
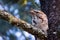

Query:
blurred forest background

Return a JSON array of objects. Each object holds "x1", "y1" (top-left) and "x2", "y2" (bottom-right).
[
  {"x1": 0, "y1": 0, "x2": 60, "y2": 40},
  {"x1": 0, "y1": 0, "x2": 40, "y2": 40}
]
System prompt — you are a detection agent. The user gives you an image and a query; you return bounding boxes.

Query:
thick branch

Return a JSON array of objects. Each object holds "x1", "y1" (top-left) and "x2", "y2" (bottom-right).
[{"x1": 0, "y1": 10, "x2": 47, "y2": 39}]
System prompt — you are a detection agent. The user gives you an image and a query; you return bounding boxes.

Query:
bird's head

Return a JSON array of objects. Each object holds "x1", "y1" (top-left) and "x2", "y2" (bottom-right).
[
  {"x1": 29, "y1": 9, "x2": 45, "y2": 17},
  {"x1": 29, "y1": 9, "x2": 42, "y2": 15}
]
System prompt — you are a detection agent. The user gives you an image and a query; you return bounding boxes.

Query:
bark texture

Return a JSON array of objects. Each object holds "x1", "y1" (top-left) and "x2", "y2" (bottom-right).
[{"x1": 40, "y1": 0, "x2": 60, "y2": 40}]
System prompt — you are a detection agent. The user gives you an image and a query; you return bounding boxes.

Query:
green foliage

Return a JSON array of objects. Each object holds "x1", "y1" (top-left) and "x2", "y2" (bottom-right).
[
  {"x1": 18, "y1": 0, "x2": 40, "y2": 9},
  {"x1": 17, "y1": 0, "x2": 40, "y2": 24},
  {"x1": 9, "y1": 34, "x2": 17, "y2": 40},
  {"x1": 0, "y1": 19, "x2": 12, "y2": 33},
  {"x1": 18, "y1": 0, "x2": 28, "y2": 6},
  {"x1": 2, "y1": 0, "x2": 19, "y2": 4},
  {"x1": 20, "y1": 11, "x2": 32, "y2": 24},
  {"x1": 0, "y1": 0, "x2": 40, "y2": 34},
  {"x1": 0, "y1": 0, "x2": 40, "y2": 40}
]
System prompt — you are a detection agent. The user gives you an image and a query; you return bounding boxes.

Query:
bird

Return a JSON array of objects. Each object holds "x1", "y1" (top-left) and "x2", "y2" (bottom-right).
[{"x1": 29, "y1": 9, "x2": 49, "y2": 37}]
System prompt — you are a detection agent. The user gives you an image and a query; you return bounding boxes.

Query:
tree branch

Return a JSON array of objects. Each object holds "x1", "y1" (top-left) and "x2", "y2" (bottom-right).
[{"x1": 0, "y1": 10, "x2": 47, "y2": 40}]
